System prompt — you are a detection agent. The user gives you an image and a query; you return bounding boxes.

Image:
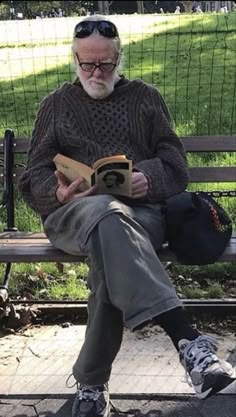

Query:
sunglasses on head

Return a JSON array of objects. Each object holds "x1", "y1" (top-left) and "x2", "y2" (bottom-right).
[{"x1": 74, "y1": 20, "x2": 119, "y2": 39}]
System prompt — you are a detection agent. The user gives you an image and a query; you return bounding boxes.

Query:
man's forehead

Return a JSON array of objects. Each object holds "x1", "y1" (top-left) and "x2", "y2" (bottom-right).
[{"x1": 75, "y1": 37, "x2": 116, "y2": 57}]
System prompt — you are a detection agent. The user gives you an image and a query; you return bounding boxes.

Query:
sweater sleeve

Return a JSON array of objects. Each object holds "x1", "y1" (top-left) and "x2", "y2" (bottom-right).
[
  {"x1": 18, "y1": 92, "x2": 62, "y2": 216},
  {"x1": 134, "y1": 87, "x2": 189, "y2": 202}
]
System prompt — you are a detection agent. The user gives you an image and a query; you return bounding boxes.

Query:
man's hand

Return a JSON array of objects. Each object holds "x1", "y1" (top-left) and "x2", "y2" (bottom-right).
[
  {"x1": 131, "y1": 171, "x2": 148, "y2": 199},
  {"x1": 55, "y1": 171, "x2": 97, "y2": 204}
]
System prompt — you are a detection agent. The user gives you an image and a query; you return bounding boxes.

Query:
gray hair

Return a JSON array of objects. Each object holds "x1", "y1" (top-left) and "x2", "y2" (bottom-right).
[
  {"x1": 72, "y1": 15, "x2": 123, "y2": 72},
  {"x1": 72, "y1": 15, "x2": 122, "y2": 55}
]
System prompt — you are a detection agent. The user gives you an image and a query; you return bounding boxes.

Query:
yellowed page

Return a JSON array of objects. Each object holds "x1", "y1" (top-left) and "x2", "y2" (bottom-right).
[{"x1": 53, "y1": 154, "x2": 93, "y2": 189}]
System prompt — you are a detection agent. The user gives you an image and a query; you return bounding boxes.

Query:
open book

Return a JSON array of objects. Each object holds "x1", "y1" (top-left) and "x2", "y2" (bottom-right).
[{"x1": 53, "y1": 153, "x2": 132, "y2": 197}]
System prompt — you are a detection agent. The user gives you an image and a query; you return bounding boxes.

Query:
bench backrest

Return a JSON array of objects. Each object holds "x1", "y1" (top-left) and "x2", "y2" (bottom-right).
[
  {"x1": 1, "y1": 133, "x2": 236, "y2": 184},
  {"x1": 0, "y1": 129, "x2": 235, "y2": 231}
]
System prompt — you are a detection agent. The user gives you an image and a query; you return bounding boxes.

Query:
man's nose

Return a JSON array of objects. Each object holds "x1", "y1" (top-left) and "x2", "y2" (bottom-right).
[{"x1": 92, "y1": 66, "x2": 103, "y2": 77}]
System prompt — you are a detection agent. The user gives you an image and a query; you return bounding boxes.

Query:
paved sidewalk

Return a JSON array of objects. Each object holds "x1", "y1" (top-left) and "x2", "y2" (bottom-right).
[
  {"x1": 0, "y1": 324, "x2": 235, "y2": 416},
  {"x1": 0, "y1": 394, "x2": 236, "y2": 416}
]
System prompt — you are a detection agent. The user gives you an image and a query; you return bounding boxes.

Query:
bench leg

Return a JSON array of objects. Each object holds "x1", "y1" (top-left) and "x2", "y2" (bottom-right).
[{"x1": 0, "y1": 263, "x2": 11, "y2": 304}]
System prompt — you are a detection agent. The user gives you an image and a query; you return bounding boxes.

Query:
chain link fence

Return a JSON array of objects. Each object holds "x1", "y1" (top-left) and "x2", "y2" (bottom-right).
[{"x1": 0, "y1": 13, "x2": 236, "y2": 137}]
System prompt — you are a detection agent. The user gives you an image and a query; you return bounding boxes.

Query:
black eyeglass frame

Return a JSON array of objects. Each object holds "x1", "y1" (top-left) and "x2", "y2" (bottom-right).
[
  {"x1": 74, "y1": 20, "x2": 119, "y2": 39},
  {"x1": 75, "y1": 53, "x2": 118, "y2": 73}
]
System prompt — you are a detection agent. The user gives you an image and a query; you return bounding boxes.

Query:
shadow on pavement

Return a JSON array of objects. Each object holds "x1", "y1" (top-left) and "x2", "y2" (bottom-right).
[{"x1": 1, "y1": 394, "x2": 235, "y2": 417}]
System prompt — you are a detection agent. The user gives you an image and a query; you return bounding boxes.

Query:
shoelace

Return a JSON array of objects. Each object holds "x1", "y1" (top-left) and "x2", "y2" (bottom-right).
[
  {"x1": 67, "y1": 377, "x2": 119, "y2": 414},
  {"x1": 66, "y1": 373, "x2": 78, "y2": 389},
  {"x1": 66, "y1": 375, "x2": 106, "y2": 400},
  {"x1": 182, "y1": 335, "x2": 219, "y2": 386},
  {"x1": 78, "y1": 385, "x2": 102, "y2": 401},
  {"x1": 78, "y1": 385, "x2": 118, "y2": 413}
]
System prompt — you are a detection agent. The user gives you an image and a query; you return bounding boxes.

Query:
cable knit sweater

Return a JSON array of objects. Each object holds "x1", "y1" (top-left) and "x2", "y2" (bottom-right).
[{"x1": 18, "y1": 77, "x2": 189, "y2": 218}]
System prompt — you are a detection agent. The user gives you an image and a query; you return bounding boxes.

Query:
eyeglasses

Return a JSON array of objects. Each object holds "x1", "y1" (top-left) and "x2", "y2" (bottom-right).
[
  {"x1": 74, "y1": 20, "x2": 119, "y2": 39},
  {"x1": 76, "y1": 53, "x2": 117, "y2": 73}
]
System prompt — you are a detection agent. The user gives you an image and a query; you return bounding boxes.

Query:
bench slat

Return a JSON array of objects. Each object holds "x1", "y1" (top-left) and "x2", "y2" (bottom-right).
[
  {"x1": 0, "y1": 138, "x2": 30, "y2": 153},
  {"x1": 0, "y1": 135, "x2": 235, "y2": 154},
  {"x1": 0, "y1": 246, "x2": 86, "y2": 263},
  {"x1": 181, "y1": 135, "x2": 236, "y2": 152},
  {"x1": 6, "y1": 231, "x2": 236, "y2": 241},
  {"x1": 0, "y1": 241, "x2": 234, "y2": 263},
  {"x1": 0, "y1": 232, "x2": 235, "y2": 263},
  {"x1": 188, "y1": 167, "x2": 236, "y2": 182},
  {"x1": 1, "y1": 166, "x2": 235, "y2": 184}
]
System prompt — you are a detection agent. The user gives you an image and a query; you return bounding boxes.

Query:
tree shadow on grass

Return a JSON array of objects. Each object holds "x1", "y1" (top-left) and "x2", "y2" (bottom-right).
[{"x1": 0, "y1": 13, "x2": 235, "y2": 137}]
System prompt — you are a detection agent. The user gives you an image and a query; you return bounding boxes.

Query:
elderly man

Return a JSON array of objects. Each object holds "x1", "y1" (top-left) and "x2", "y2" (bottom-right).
[{"x1": 19, "y1": 16, "x2": 235, "y2": 417}]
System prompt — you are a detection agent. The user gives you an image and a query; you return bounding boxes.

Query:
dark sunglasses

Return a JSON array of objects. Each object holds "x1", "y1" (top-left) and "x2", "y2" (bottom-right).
[{"x1": 74, "y1": 20, "x2": 119, "y2": 39}]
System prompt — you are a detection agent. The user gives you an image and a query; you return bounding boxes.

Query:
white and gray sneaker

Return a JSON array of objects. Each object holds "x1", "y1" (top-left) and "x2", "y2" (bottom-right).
[
  {"x1": 178, "y1": 335, "x2": 235, "y2": 399},
  {"x1": 72, "y1": 384, "x2": 110, "y2": 417}
]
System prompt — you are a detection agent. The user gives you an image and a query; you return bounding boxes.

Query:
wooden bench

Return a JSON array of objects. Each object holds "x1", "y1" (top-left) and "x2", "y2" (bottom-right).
[{"x1": 0, "y1": 129, "x2": 235, "y2": 304}]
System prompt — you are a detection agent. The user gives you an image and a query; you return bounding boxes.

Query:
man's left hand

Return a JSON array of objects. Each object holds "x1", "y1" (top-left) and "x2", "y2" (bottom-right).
[{"x1": 131, "y1": 172, "x2": 148, "y2": 199}]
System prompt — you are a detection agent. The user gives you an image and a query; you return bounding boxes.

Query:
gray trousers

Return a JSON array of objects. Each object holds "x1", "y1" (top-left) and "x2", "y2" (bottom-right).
[{"x1": 44, "y1": 195, "x2": 182, "y2": 386}]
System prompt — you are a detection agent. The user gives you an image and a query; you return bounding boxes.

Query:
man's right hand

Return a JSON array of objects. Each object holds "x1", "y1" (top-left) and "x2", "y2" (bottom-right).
[{"x1": 55, "y1": 171, "x2": 97, "y2": 204}]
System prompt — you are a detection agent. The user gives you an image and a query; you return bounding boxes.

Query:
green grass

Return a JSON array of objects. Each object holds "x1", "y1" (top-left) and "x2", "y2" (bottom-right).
[
  {"x1": 170, "y1": 261, "x2": 236, "y2": 281},
  {"x1": 169, "y1": 262, "x2": 235, "y2": 300},
  {"x1": 2, "y1": 259, "x2": 234, "y2": 301},
  {"x1": 0, "y1": 13, "x2": 235, "y2": 300},
  {"x1": 0, "y1": 13, "x2": 236, "y2": 136},
  {"x1": 1, "y1": 262, "x2": 89, "y2": 300},
  {"x1": 181, "y1": 284, "x2": 225, "y2": 299}
]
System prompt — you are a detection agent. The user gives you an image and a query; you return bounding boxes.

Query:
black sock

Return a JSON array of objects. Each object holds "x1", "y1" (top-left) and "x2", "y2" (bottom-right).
[{"x1": 154, "y1": 307, "x2": 201, "y2": 351}]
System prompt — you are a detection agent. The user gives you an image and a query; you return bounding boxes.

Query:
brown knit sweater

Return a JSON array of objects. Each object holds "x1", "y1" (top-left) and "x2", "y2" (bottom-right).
[{"x1": 18, "y1": 77, "x2": 189, "y2": 218}]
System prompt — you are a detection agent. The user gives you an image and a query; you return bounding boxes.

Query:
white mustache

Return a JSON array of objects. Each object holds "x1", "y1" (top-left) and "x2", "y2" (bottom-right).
[{"x1": 88, "y1": 79, "x2": 107, "y2": 86}]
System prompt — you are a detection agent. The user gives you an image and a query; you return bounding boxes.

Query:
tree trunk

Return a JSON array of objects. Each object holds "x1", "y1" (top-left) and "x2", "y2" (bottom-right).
[
  {"x1": 180, "y1": 1, "x2": 193, "y2": 13},
  {"x1": 137, "y1": 1, "x2": 144, "y2": 14},
  {"x1": 98, "y1": 1, "x2": 110, "y2": 15}
]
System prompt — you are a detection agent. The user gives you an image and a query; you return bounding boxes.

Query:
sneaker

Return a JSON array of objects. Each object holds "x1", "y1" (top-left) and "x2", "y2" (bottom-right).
[
  {"x1": 179, "y1": 335, "x2": 236, "y2": 399},
  {"x1": 72, "y1": 384, "x2": 110, "y2": 417}
]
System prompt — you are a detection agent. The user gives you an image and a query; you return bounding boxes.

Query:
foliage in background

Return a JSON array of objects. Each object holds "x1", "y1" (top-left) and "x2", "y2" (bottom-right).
[
  {"x1": 0, "y1": 1, "x2": 186, "y2": 20},
  {"x1": 0, "y1": 1, "x2": 97, "y2": 19}
]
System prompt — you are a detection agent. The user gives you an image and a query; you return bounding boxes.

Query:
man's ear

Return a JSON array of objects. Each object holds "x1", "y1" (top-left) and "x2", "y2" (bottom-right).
[
  {"x1": 117, "y1": 49, "x2": 124, "y2": 71},
  {"x1": 72, "y1": 51, "x2": 77, "y2": 65},
  {"x1": 71, "y1": 42, "x2": 79, "y2": 65}
]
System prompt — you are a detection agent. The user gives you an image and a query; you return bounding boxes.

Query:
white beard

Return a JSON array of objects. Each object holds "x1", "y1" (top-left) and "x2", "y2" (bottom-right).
[
  {"x1": 83, "y1": 79, "x2": 114, "y2": 99},
  {"x1": 77, "y1": 70, "x2": 120, "y2": 99}
]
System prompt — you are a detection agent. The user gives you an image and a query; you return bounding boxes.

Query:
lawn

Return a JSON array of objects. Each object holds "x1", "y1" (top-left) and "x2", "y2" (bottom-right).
[
  {"x1": 0, "y1": 13, "x2": 235, "y2": 301},
  {"x1": 0, "y1": 13, "x2": 235, "y2": 136}
]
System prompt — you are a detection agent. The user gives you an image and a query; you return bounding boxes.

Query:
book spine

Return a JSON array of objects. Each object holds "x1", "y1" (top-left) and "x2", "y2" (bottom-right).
[{"x1": 91, "y1": 172, "x2": 96, "y2": 186}]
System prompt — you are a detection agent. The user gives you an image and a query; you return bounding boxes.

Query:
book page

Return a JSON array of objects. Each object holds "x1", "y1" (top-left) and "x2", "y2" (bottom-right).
[
  {"x1": 53, "y1": 154, "x2": 93, "y2": 189},
  {"x1": 93, "y1": 155, "x2": 127, "y2": 171}
]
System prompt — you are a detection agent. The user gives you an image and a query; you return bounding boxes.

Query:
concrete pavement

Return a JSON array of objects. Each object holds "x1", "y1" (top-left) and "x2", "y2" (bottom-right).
[
  {"x1": 0, "y1": 394, "x2": 236, "y2": 416},
  {"x1": 0, "y1": 324, "x2": 235, "y2": 416}
]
